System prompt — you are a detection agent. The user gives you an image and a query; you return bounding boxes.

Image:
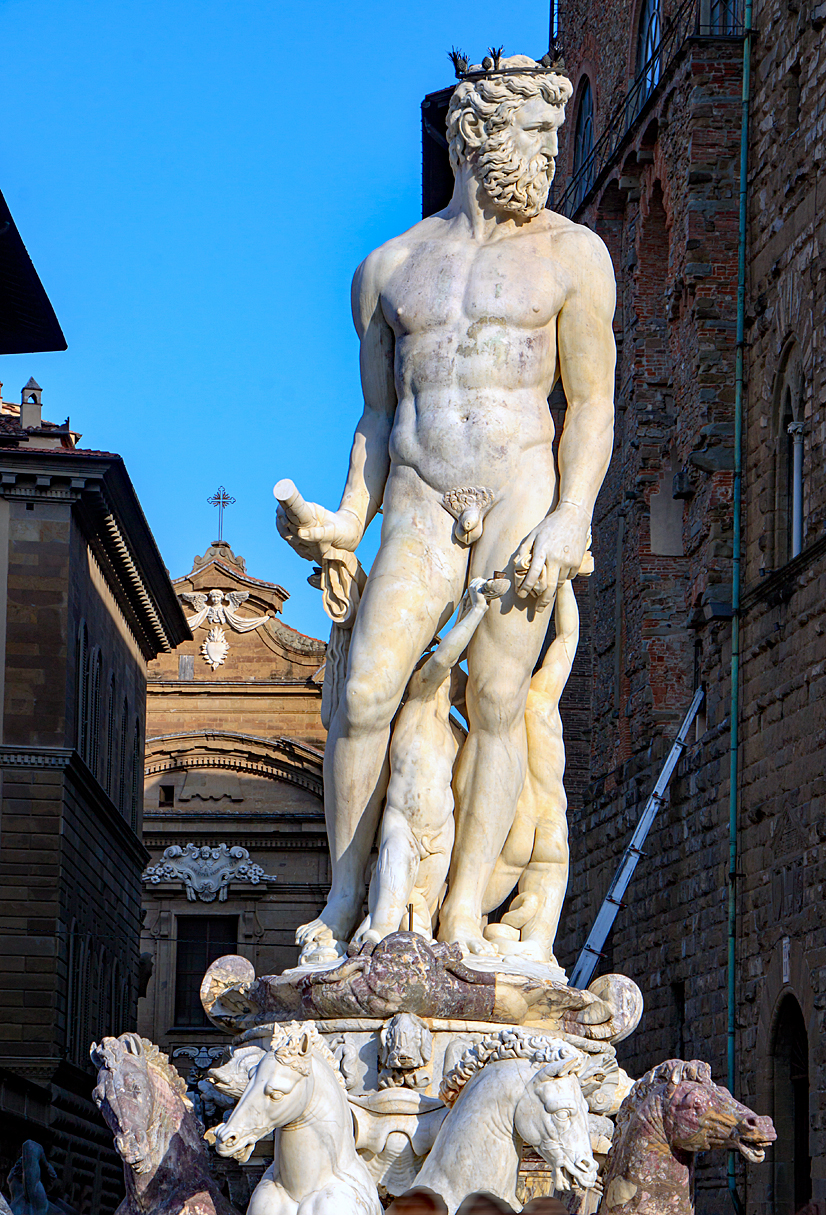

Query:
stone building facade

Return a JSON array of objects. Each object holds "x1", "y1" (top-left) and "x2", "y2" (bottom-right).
[
  {"x1": 137, "y1": 540, "x2": 328, "y2": 1102},
  {"x1": 547, "y1": 1, "x2": 826, "y2": 1212},
  {"x1": 0, "y1": 382, "x2": 188, "y2": 1209}
]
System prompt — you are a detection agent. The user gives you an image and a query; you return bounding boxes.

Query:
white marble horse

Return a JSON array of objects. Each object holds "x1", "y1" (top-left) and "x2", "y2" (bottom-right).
[
  {"x1": 413, "y1": 1030, "x2": 597, "y2": 1215},
  {"x1": 212, "y1": 1021, "x2": 381, "y2": 1215}
]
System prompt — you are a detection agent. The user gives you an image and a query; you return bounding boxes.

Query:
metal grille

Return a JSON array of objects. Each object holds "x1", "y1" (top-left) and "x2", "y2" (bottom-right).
[{"x1": 556, "y1": 0, "x2": 744, "y2": 218}]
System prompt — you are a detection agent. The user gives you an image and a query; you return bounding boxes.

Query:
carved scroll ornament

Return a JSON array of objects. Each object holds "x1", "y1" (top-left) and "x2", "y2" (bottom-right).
[{"x1": 142, "y1": 843, "x2": 277, "y2": 902}]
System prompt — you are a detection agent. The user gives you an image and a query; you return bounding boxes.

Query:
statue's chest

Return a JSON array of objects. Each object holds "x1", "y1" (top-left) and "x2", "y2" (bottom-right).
[{"x1": 382, "y1": 241, "x2": 561, "y2": 336}]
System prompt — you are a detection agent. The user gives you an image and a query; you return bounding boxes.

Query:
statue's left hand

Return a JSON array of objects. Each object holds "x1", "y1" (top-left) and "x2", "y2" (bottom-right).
[{"x1": 514, "y1": 505, "x2": 590, "y2": 611}]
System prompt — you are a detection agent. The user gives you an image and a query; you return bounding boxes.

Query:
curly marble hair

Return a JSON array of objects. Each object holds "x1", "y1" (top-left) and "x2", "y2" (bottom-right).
[
  {"x1": 447, "y1": 54, "x2": 573, "y2": 172},
  {"x1": 440, "y1": 1028, "x2": 583, "y2": 1106},
  {"x1": 269, "y1": 1020, "x2": 347, "y2": 1089}
]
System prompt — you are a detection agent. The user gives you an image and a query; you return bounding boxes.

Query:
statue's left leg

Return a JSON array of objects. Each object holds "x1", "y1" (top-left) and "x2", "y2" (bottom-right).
[{"x1": 438, "y1": 503, "x2": 549, "y2": 954}]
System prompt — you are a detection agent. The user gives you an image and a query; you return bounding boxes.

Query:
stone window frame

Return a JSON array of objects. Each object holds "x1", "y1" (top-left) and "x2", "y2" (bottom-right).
[
  {"x1": 117, "y1": 696, "x2": 130, "y2": 814},
  {"x1": 130, "y1": 718, "x2": 142, "y2": 834},
  {"x1": 571, "y1": 74, "x2": 595, "y2": 212},
  {"x1": 88, "y1": 649, "x2": 102, "y2": 777},
  {"x1": 76, "y1": 622, "x2": 89, "y2": 760},
  {"x1": 755, "y1": 938, "x2": 818, "y2": 1215},
  {"x1": 105, "y1": 672, "x2": 117, "y2": 798},
  {"x1": 172, "y1": 913, "x2": 239, "y2": 1029}
]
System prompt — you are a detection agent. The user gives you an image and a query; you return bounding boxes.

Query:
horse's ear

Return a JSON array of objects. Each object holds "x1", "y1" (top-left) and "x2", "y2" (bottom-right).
[
  {"x1": 123, "y1": 1033, "x2": 144, "y2": 1057},
  {"x1": 297, "y1": 1031, "x2": 312, "y2": 1057},
  {"x1": 668, "y1": 1065, "x2": 682, "y2": 1089}
]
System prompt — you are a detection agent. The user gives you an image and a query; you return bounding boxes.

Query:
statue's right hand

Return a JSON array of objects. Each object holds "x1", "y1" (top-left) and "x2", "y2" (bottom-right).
[{"x1": 276, "y1": 501, "x2": 362, "y2": 559}]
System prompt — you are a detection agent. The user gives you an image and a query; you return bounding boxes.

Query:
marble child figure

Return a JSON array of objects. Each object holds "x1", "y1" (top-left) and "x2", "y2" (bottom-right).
[
  {"x1": 277, "y1": 53, "x2": 616, "y2": 959},
  {"x1": 482, "y1": 571, "x2": 585, "y2": 966},
  {"x1": 356, "y1": 576, "x2": 507, "y2": 943}
]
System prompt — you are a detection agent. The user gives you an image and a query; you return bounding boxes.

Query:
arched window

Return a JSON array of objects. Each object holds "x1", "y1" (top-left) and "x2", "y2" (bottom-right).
[
  {"x1": 88, "y1": 650, "x2": 102, "y2": 774},
  {"x1": 76, "y1": 624, "x2": 89, "y2": 759},
  {"x1": 105, "y1": 675, "x2": 117, "y2": 797},
  {"x1": 636, "y1": 0, "x2": 661, "y2": 100},
  {"x1": 130, "y1": 720, "x2": 142, "y2": 833},
  {"x1": 772, "y1": 995, "x2": 811, "y2": 1213},
  {"x1": 572, "y1": 78, "x2": 594, "y2": 209},
  {"x1": 772, "y1": 343, "x2": 805, "y2": 565},
  {"x1": 118, "y1": 698, "x2": 129, "y2": 813}
]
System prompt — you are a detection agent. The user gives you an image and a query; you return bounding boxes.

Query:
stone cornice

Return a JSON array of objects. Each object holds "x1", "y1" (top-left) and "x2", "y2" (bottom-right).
[
  {"x1": 143, "y1": 730, "x2": 324, "y2": 798},
  {"x1": 741, "y1": 533, "x2": 826, "y2": 612},
  {"x1": 147, "y1": 680, "x2": 322, "y2": 695},
  {"x1": 0, "y1": 449, "x2": 189, "y2": 659},
  {"x1": 0, "y1": 745, "x2": 150, "y2": 866}
]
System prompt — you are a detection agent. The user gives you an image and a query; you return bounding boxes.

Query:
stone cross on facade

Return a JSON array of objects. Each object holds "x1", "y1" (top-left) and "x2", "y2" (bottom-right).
[{"x1": 207, "y1": 485, "x2": 235, "y2": 542}]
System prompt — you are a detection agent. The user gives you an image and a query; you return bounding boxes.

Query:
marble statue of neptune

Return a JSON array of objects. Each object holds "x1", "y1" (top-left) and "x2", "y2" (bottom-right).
[{"x1": 278, "y1": 53, "x2": 616, "y2": 959}]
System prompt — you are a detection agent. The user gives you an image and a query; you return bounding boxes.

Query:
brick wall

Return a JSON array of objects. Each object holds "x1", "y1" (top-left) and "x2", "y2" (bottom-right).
[{"x1": 552, "y1": 0, "x2": 826, "y2": 1209}]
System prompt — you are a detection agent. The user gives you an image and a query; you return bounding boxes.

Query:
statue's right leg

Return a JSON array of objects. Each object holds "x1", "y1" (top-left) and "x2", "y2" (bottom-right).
[{"x1": 297, "y1": 490, "x2": 466, "y2": 955}]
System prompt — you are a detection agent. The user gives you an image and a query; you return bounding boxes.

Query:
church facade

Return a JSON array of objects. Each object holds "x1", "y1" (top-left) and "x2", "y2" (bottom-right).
[{"x1": 137, "y1": 539, "x2": 328, "y2": 1114}]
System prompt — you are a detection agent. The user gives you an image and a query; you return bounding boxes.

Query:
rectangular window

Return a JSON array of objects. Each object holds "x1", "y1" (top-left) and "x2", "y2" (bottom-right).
[
  {"x1": 178, "y1": 654, "x2": 195, "y2": 680},
  {"x1": 158, "y1": 784, "x2": 175, "y2": 807},
  {"x1": 174, "y1": 916, "x2": 237, "y2": 1027}
]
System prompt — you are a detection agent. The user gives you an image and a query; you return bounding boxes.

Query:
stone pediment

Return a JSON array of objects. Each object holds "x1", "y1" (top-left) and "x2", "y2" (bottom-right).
[
  {"x1": 168, "y1": 541, "x2": 326, "y2": 672},
  {"x1": 179, "y1": 540, "x2": 289, "y2": 615}
]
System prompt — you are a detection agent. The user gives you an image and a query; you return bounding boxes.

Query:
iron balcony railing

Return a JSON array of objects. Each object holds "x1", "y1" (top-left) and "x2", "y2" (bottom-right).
[{"x1": 556, "y1": 0, "x2": 745, "y2": 217}]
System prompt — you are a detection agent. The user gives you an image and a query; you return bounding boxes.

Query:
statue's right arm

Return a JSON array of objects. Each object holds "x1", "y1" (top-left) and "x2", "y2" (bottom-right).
[
  {"x1": 280, "y1": 250, "x2": 397, "y2": 556},
  {"x1": 338, "y1": 251, "x2": 398, "y2": 536}
]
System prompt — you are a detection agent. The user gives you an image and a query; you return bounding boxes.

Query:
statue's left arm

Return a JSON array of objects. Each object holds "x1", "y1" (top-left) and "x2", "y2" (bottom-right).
[{"x1": 516, "y1": 230, "x2": 616, "y2": 610}]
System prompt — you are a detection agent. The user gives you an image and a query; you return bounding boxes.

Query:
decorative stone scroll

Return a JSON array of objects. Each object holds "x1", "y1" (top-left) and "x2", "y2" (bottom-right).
[{"x1": 142, "y1": 843, "x2": 277, "y2": 902}]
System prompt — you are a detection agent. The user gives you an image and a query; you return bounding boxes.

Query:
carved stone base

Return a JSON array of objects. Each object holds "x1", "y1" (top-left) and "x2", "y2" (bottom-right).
[
  {"x1": 200, "y1": 932, "x2": 643, "y2": 1040},
  {"x1": 200, "y1": 935, "x2": 643, "y2": 1207}
]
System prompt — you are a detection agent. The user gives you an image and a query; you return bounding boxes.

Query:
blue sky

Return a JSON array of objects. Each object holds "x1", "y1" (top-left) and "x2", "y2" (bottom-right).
[{"x1": 1, "y1": 0, "x2": 551, "y2": 639}]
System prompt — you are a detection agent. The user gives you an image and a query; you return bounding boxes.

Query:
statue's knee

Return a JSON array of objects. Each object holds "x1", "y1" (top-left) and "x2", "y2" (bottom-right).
[
  {"x1": 470, "y1": 679, "x2": 528, "y2": 735},
  {"x1": 341, "y1": 674, "x2": 397, "y2": 736}
]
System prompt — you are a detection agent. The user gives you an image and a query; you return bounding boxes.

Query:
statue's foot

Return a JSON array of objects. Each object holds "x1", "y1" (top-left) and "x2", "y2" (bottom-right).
[
  {"x1": 438, "y1": 913, "x2": 498, "y2": 956},
  {"x1": 351, "y1": 914, "x2": 382, "y2": 947},
  {"x1": 295, "y1": 895, "x2": 355, "y2": 947},
  {"x1": 295, "y1": 910, "x2": 350, "y2": 967}
]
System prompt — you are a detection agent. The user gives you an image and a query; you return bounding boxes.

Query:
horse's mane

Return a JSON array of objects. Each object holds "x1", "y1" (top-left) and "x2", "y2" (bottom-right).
[
  {"x1": 270, "y1": 1021, "x2": 347, "y2": 1090},
  {"x1": 440, "y1": 1029, "x2": 583, "y2": 1106},
  {"x1": 612, "y1": 1058, "x2": 713, "y2": 1142},
  {"x1": 140, "y1": 1038, "x2": 194, "y2": 1110}
]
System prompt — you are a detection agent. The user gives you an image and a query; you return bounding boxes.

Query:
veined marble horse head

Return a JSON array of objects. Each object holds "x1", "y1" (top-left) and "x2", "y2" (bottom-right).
[
  {"x1": 212, "y1": 1021, "x2": 345, "y2": 1163},
  {"x1": 91, "y1": 1033, "x2": 197, "y2": 1176}
]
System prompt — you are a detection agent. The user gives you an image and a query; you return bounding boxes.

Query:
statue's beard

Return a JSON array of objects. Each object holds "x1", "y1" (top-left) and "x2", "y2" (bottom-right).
[{"x1": 474, "y1": 129, "x2": 555, "y2": 218}]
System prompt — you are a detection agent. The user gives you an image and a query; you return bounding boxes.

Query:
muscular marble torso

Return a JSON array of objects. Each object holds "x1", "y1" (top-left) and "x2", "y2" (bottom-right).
[{"x1": 377, "y1": 211, "x2": 576, "y2": 498}]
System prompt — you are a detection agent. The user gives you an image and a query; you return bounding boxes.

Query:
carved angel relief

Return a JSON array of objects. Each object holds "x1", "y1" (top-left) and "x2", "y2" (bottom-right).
[{"x1": 181, "y1": 589, "x2": 271, "y2": 668}]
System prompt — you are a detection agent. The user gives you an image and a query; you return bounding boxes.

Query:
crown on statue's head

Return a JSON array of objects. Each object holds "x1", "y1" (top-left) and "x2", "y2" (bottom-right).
[{"x1": 449, "y1": 45, "x2": 567, "y2": 82}]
